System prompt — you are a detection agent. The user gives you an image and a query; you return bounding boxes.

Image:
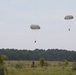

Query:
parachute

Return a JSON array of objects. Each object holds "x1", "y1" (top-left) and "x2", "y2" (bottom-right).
[
  {"x1": 30, "y1": 24, "x2": 40, "y2": 43},
  {"x1": 30, "y1": 24, "x2": 40, "y2": 30},
  {"x1": 64, "y1": 15, "x2": 74, "y2": 20},
  {"x1": 64, "y1": 15, "x2": 74, "y2": 31}
]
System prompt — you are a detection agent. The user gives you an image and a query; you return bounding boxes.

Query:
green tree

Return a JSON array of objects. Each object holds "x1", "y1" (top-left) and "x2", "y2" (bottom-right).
[
  {"x1": 40, "y1": 58, "x2": 45, "y2": 67},
  {"x1": 72, "y1": 62, "x2": 76, "y2": 71},
  {"x1": 31, "y1": 61, "x2": 35, "y2": 68},
  {"x1": 0, "y1": 55, "x2": 8, "y2": 75},
  {"x1": 64, "y1": 60, "x2": 69, "y2": 67}
]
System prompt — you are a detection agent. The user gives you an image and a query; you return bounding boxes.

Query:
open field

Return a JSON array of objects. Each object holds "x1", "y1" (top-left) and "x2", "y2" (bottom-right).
[{"x1": 4, "y1": 61, "x2": 76, "y2": 75}]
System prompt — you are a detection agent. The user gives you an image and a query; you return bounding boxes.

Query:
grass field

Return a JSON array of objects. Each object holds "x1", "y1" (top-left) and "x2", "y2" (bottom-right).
[{"x1": 4, "y1": 61, "x2": 76, "y2": 75}]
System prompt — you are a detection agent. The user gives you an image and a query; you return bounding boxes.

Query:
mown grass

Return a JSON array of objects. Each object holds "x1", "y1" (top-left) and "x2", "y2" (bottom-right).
[{"x1": 4, "y1": 61, "x2": 76, "y2": 75}]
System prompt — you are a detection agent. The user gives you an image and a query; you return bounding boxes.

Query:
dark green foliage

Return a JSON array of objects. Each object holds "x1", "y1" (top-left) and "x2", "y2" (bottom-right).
[
  {"x1": 0, "y1": 64, "x2": 4, "y2": 75},
  {"x1": 40, "y1": 58, "x2": 45, "y2": 67},
  {"x1": 72, "y1": 62, "x2": 76, "y2": 71},
  {"x1": 0, "y1": 55, "x2": 8, "y2": 75},
  {"x1": 31, "y1": 61, "x2": 35, "y2": 68},
  {"x1": 0, "y1": 49, "x2": 76, "y2": 61},
  {"x1": 0, "y1": 56, "x2": 3, "y2": 64},
  {"x1": 0, "y1": 55, "x2": 4, "y2": 75},
  {"x1": 64, "y1": 60, "x2": 69, "y2": 67},
  {"x1": 15, "y1": 63, "x2": 24, "y2": 69}
]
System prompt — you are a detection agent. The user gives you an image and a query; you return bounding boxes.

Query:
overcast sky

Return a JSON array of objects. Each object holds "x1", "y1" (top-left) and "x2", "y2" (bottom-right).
[{"x1": 0, "y1": 0, "x2": 76, "y2": 50}]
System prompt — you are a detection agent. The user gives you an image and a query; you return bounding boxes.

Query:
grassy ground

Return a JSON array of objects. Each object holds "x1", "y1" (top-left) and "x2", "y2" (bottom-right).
[{"x1": 4, "y1": 61, "x2": 76, "y2": 75}]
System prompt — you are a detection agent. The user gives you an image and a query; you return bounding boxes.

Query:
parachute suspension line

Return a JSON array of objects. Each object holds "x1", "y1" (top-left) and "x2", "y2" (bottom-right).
[
  {"x1": 33, "y1": 30, "x2": 37, "y2": 44},
  {"x1": 30, "y1": 24, "x2": 40, "y2": 49},
  {"x1": 64, "y1": 15, "x2": 74, "y2": 31},
  {"x1": 65, "y1": 20, "x2": 71, "y2": 31},
  {"x1": 31, "y1": 30, "x2": 37, "y2": 50}
]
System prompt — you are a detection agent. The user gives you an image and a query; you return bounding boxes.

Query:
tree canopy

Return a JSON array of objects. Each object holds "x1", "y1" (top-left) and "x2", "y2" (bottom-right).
[{"x1": 0, "y1": 49, "x2": 76, "y2": 61}]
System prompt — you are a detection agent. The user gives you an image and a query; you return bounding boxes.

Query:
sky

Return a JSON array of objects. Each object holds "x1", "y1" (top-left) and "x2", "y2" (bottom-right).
[{"x1": 0, "y1": 0, "x2": 76, "y2": 50}]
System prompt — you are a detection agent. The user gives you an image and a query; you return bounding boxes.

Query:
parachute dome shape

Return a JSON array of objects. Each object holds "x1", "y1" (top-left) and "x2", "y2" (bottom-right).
[
  {"x1": 30, "y1": 24, "x2": 40, "y2": 30},
  {"x1": 64, "y1": 15, "x2": 74, "y2": 20}
]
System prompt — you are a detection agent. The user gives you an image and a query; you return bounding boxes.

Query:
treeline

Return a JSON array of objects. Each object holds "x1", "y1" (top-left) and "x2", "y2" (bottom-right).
[{"x1": 0, "y1": 48, "x2": 76, "y2": 61}]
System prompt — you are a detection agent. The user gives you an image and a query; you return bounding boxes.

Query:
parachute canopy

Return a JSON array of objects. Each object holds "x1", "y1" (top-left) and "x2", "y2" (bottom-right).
[
  {"x1": 64, "y1": 15, "x2": 74, "y2": 20},
  {"x1": 30, "y1": 24, "x2": 40, "y2": 30}
]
